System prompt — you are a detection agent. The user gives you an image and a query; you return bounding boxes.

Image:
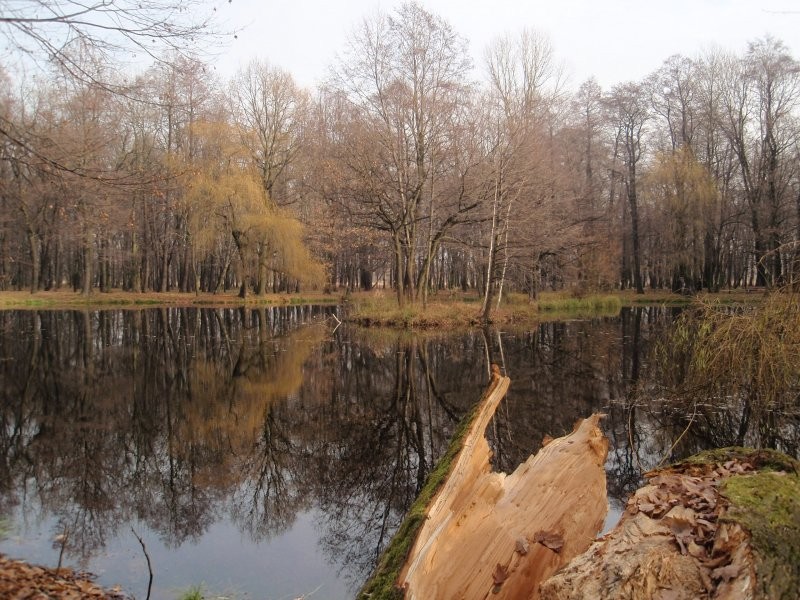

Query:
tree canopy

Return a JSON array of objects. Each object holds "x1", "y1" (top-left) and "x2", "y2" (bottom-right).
[{"x1": 2, "y1": 3, "x2": 800, "y2": 302}]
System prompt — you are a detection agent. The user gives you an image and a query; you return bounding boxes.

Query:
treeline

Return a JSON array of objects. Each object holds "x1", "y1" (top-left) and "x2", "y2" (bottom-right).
[{"x1": 1, "y1": 3, "x2": 799, "y2": 305}]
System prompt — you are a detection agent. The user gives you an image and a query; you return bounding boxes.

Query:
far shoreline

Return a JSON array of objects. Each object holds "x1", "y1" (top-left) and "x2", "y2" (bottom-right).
[
  {"x1": 0, "y1": 289, "x2": 341, "y2": 311},
  {"x1": 0, "y1": 288, "x2": 765, "y2": 325}
]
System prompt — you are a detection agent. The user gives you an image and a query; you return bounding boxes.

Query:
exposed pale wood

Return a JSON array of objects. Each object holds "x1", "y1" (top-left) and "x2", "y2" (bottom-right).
[{"x1": 398, "y1": 371, "x2": 608, "y2": 600}]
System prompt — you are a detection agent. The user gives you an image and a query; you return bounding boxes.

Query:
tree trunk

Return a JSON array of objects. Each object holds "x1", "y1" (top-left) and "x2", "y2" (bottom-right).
[
  {"x1": 481, "y1": 178, "x2": 501, "y2": 323},
  {"x1": 627, "y1": 171, "x2": 644, "y2": 294},
  {"x1": 256, "y1": 239, "x2": 269, "y2": 295},
  {"x1": 394, "y1": 234, "x2": 405, "y2": 308},
  {"x1": 395, "y1": 380, "x2": 608, "y2": 600},
  {"x1": 231, "y1": 230, "x2": 249, "y2": 298},
  {"x1": 28, "y1": 230, "x2": 40, "y2": 294},
  {"x1": 159, "y1": 242, "x2": 169, "y2": 292},
  {"x1": 495, "y1": 202, "x2": 513, "y2": 309},
  {"x1": 99, "y1": 236, "x2": 110, "y2": 293},
  {"x1": 82, "y1": 229, "x2": 92, "y2": 296}
]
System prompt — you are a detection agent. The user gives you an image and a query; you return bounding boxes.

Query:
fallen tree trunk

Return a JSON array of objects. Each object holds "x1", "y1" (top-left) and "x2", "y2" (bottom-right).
[
  {"x1": 361, "y1": 366, "x2": 609, "y2": 600},
  {"x1": 359, "y1": 367, "x2": 799, "y2": 600},
  {"x1": 540, "y1": 448, "x2": 800, "y2": 600}
]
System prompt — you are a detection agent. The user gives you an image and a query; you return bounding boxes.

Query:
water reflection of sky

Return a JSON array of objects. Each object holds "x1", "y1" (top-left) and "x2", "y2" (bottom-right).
[
  {"x1": 0, "y1": 305, "x2": 795, "y2": 598},
  {"x1": 2, "y1": 502, "x2": 348, "y2": 599}
]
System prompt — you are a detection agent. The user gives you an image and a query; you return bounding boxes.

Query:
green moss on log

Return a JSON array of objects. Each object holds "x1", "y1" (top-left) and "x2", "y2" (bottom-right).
[
  {"x1": 356, "y1": 397, "x2": 483, "y2": 599},
  {"x1": 676, "y1": 447, "x2": 799, "y2": 474},
  {"x1": 675, "y1": 446, "x2": 800, "y2": 599},
  {"x1": 721, "y1": 466, "x2": 800, "y2": 599}
]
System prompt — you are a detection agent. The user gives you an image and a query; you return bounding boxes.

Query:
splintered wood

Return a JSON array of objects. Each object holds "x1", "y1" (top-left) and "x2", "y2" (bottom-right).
[{"x1": 398, "y1": 373, "x2": 609, "y2": 600}]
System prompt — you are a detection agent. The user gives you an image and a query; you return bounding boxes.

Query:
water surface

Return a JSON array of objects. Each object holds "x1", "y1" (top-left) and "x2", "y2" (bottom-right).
[{"x1": 0, "y1": 305, "x2": 795, "y2": 598}]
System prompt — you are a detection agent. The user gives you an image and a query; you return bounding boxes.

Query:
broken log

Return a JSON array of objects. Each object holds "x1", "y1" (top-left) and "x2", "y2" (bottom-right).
[
  {"x1": 364, "y1": 368, "x2": 609, "y2": 600},
  {"x1": 539, "y1": 448, "x2": 800, "y2": 600},
  {"x1": 359, "y1": 368, "x2": 799, "y2": 600}
]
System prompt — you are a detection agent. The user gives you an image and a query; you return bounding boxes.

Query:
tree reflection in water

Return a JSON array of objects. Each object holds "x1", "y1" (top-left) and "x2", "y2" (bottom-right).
[
  {"x1": 0, "y1": 305, "x2": 796, "y2": 597},
  {"x1": 0, "y1": 306, "x2": 485, "y2": 595}
]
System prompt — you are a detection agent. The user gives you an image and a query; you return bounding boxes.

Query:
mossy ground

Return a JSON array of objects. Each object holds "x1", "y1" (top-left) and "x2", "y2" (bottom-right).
[{"x1": 721, "y1": 464, "x2": 800, "y2": 599}]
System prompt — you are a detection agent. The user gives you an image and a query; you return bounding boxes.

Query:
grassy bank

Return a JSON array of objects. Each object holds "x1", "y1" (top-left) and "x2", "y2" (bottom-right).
[
  {"x1": 344, "y1": 289, "x2": 700, "y2": 328},
  {"x1": 0, "y1": 287, "x2": 763, "y2": 317},
  {"x1": 345, "y1": 287, "x2": 774, "y2": 329},
  {"x1": 0, "y1": 290, "x2": 340, "y2": 310}
]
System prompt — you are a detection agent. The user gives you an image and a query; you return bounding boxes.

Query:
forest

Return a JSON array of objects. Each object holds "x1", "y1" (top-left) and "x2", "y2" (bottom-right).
[{"x1": 2, "y1": 2, "x2": 800, "y2": 307}]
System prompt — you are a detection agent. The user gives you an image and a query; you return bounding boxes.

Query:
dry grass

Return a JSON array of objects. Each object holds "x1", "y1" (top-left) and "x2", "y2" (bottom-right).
[
  {"x1": 0, "y1": 289, "x2": 340, "y2": 310},
  {"x1": 345, "y1": 290, "x2": 624, "y2": 328},
  {"x1": 346, "y1": 294, "x2": 484, "y2": 328},
  {"x1": 656, "y1": 291, "x2": 800, "y2": 411}
]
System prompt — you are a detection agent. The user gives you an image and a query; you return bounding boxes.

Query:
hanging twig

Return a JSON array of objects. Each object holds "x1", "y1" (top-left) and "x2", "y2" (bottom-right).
[
  {"x1": 131, "y1": 527, "x2": 153, "y2": 600},
  {"x1": 56, "y1": 525, "x2": 69, "y2": 570},
  {"x1": 656, "y1": 400, "x2": 698, "y2": 469}
]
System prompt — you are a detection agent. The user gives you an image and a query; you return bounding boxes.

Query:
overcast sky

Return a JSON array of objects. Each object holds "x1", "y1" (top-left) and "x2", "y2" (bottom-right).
[{"x1": 212, "y1": 0, "x2": 800, "y2": 90}]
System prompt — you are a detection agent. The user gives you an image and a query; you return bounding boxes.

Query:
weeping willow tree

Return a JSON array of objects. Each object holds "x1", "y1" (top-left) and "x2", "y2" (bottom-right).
[
  {"x1": 644, "y1": 147, "x2": 720, "y2": 292},
  {"x1": 183, "y1": 120, "x2": 324, "y2": 296},
  {"x1": 653, "y1": 292, "x2": 800, "y2": 451}
]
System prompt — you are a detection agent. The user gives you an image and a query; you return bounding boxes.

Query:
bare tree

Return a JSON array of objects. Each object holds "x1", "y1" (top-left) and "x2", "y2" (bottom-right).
[
  {"x1": 0, "y1": 0, "x2": 229, "y2": 182},
  {"x1": 230, "y1": 60, "x2": 311, "y2": 294},
  {"x1": 0, "y1": 0, "x2": 227, "y2": 85},
  {"x1": 331, "y1": 2, "x2": 474, "y2": 307},
  {"x1": 606, "y1": 82, "x2": 650, "y2": 293},
  {"x1": 230, "y1": 60, "x2": 307, "y2": 203},
  {"x1": 479, "y1": 28, "x2": 565, "y2": 321},
  {"x1": 716, "y1": 38, "x2": 800, "y2": 286}
]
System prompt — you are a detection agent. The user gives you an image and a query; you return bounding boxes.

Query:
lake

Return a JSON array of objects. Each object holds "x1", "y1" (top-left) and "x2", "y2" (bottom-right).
[{"x1": 0, "y1": 305, "x2": 796, "y2": 599}]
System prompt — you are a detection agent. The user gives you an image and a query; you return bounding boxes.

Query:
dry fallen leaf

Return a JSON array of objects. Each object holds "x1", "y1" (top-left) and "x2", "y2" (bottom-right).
[
  {"x1": 637, "y1": 501, "x2": 656, "y2": 514},
  {"x1": 534, "y1": 530, "x2": 564, "y2": 553},
  {"x1": 0, "y1": 553, "x2": 124, "y2": 599},
  {"x1": 711, "y1": 563, "x2": 740, "y2": 582},
  {"x1": 515, "y1": 537, "x2": 529, "y2": 556},
  {"x1": 492, "y1": 563, "x2": 509, "y2": 585}
]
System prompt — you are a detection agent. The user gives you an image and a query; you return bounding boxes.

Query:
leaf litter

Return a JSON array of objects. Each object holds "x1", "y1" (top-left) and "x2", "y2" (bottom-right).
[{"x1": 0, "y1": 554, "x2": 126, "y2": 599}]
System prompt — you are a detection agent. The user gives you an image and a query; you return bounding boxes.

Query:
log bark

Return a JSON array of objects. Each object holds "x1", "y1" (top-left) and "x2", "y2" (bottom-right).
[{"x1": 398, "y1": 371, "x2": 609, "y2": 600}]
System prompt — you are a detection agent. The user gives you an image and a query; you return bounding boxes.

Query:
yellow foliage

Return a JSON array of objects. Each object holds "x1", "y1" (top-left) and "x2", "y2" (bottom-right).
[
  {"x1": 180, "y1": 119, "x2": 325, "y2": 287},
  {"x1": 644, "y1": 147, "x2": 718, "y2": 269}
]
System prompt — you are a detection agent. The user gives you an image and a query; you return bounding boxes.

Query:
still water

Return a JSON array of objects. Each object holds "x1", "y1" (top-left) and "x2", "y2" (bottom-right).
[{"x1": 0, "y1": 306, "x2": 795, "y2": 599}]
